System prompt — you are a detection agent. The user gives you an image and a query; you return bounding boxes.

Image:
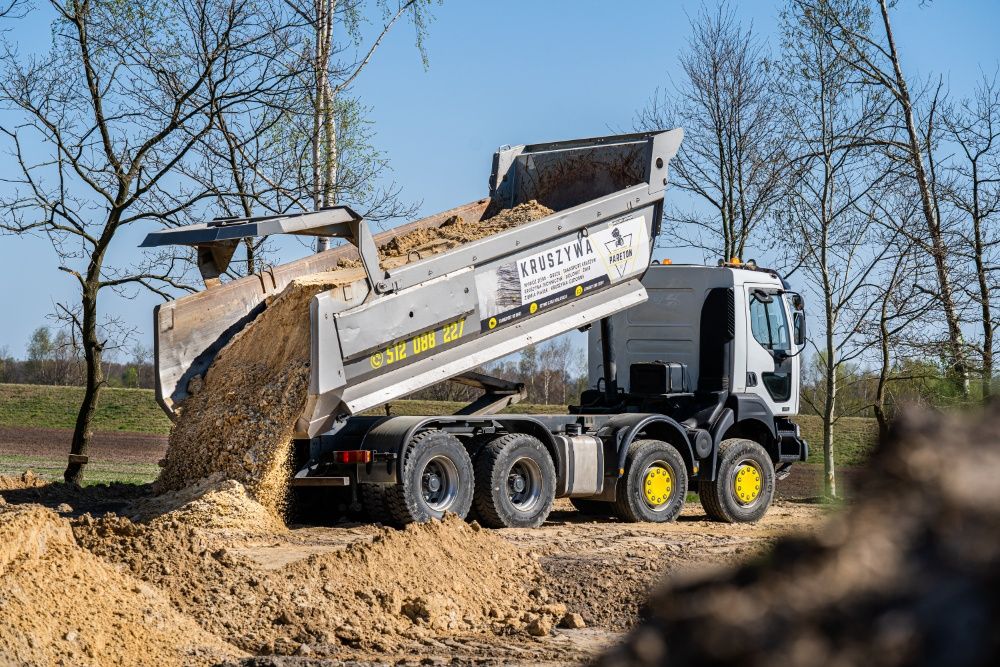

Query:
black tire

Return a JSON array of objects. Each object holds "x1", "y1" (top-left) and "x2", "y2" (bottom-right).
[
  {"x1": 359, "y1": 483, "x2": 388, "y2": 523},
  {"x1": 473, "y1": 433, "x2": 556, "y2": 528},
  {"x1": 699, "y1": 438, "x2": 775, "y2": 523},
  {"x1": 386, "y1": 430, "x2": 474, "y2": 526},
  {"x1": 613, "y1": 439, "x2": 688, "y2": 523},
  {"x1": 570, "y1": 498, "x2": 615, "y2": 517}
]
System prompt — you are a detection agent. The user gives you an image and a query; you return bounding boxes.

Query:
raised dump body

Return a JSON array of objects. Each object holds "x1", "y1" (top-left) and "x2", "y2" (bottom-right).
[{"x1": 144, "y1": 130, "x2": 683, "y2": 438}]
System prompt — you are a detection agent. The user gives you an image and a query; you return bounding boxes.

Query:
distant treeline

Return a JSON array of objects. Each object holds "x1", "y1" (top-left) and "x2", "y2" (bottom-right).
[
  {"x1": 406, "y1": 339, "x2": 590, "y2": 407},
  {"x1": 0, "y1": 327, "x2": 155, "y2": 389},
  {"x1": 3, "y1": 325, "x2": 973, "y2": 419}
]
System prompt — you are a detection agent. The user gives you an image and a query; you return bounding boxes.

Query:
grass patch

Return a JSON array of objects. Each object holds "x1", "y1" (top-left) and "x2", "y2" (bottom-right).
[
  {"x1": 0, "y1": 385, "x2": 565, "y2": 435},
  {"x1": 0, "y1": 453, "x2": 158, "y2": 486},
  {"x1": 793, "y1": 414, "x2": 878, "y2": 466},
  {"x1": 0, "y1": 383, "x2": 171, "y2": 434}
]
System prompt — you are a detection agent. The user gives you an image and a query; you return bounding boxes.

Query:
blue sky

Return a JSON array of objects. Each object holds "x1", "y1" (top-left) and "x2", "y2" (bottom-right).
[{"x1": 1, "y1": 0, "x2": 998, "y2": 357}]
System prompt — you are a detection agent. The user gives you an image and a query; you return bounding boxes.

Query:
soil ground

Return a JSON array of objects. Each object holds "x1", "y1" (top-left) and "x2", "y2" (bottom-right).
[
  {"x1": 209, "y1": 498, "x2": 831, "y2": 664},
  {"x1": 1, "y1": 433, "x2": 835, "y2": 665},
  {"x1": 2, "y1": 493, "x2": 830, "y2": 665},
  {"x1": 0, "y1": 426, "x2": 165, "y2": 483}
]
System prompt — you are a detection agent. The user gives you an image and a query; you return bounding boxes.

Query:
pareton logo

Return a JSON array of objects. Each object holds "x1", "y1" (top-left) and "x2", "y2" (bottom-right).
[{"x1": 604, "y1": 226, "x2": 635, "y2": 278}]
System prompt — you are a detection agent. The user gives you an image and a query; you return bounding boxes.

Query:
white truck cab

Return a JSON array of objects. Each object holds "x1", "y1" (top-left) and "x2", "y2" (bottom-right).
[
  {"x1": 582, "y1": 260, "x2": 809, "y2": 520},
  {"x1": 590, "y1": 262, "x2": 805, "y2": 414}
]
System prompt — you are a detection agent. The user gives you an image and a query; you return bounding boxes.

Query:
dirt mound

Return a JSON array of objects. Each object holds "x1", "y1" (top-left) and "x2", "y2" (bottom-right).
[
  {"x1": 0, "y1": 470, "x2": 45, "y2": 491},
  {"x1": 0, "y1": 504, "x2": 240, "y2": 666},
  {"x1": 156, "y1": 201, "x2": 554, "y2": 517},
  {"x1": 0, "y1": 473, "x2": 150, "y2": 517},
  {"x1": 129, "y1": 473, "x2": 285, "y2": 532},
  {"x1": 598, "y1": 406, "x2": 1000, "y2": 667},
  {"x1": 73, "y1": 514, "x2": 566, "y2": 657}
]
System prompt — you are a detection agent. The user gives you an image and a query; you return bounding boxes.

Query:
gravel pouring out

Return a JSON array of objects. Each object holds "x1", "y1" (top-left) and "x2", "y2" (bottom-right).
[{"x1": 155, "y1": 201, "x2": 554, "y2": 519}]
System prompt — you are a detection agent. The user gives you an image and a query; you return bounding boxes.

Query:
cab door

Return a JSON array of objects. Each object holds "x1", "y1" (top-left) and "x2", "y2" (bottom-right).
[{"x1": 743, "y1": 285, "x2": 798, "y2": 415}]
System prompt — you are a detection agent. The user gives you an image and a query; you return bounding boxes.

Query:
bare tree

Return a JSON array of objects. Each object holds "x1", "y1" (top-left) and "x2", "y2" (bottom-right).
[
  {"x1": 0, "y1": 0, "x2": 293, "y2": 483},
  {"x1": 794, "y1": 0, "x2": 971, "y2": 397},
  {"x1": 182, "y1": 66, "x2": 307, "y2": 277},
  {"x1": 866, "y1": 207, "x2": 936, "y2": 439},
  {"x1": 779, "y1": 0, "x2": 896, "y2": 497},
  {"x1": 188, "y1": 0, "x2": 434, "y2": 280},
  {"x1": 0, "y1": 0, "x2": 26, "y2": 19},
  {"x1": 281, "y1": 0, "x2": 436, "y2": 250},
  {"x1": 637, "y1": 2, "x2": 789, "y2": 260},
  {"x1": 536, "y1": 337, "x2": 580, "y2": 406},
  {"x1": 943, "y1": 74, "x2": 1000, "y2": 402}
]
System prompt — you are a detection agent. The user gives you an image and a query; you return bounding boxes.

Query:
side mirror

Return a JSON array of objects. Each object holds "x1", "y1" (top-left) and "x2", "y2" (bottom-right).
[{"x1": 794, "y1": 311, "x2": 806, "y2": 346}]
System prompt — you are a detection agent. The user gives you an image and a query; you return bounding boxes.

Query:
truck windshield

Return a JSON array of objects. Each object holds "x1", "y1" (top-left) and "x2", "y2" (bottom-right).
[{"x1": 749, "y1": 291, "x2": 790, "y2": 351}]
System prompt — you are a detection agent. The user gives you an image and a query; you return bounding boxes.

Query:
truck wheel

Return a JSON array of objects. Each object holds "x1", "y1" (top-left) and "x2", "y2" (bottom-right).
[
  {"x1": 570, "y1": 498, "x2": 615, "y2": 517},
  {"x1": 473, "y1": 433, "x2": 556, "y2": 528},
  {"x1": 386, "y1": 430, "x2": 474, "y2": 526},
  {"x1": 359, "y1": 483, "x2": 388, "y2": 523},
  {"x1": 699, "y1": 438, "x2": 775, "y2": 523},
  {"x1": 614, "y1": 439, "x2": 688, "y2": 523}
]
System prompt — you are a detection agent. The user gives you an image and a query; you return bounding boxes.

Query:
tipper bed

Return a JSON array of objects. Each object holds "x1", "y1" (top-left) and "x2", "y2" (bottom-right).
[{"x1": 143, "y1": 130, "x2": 683, "y2": 438}]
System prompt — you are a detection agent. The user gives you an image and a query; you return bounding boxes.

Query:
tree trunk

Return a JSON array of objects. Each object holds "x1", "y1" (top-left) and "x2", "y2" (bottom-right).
[
  {"x1": 311, "y1": 0, "x2": 337, "y2": 252},
  {"x1": 823, "y1": 405, "x2": 836, "y2": 499},
  {"x1": 244, "y1": 238, "x2": 256, "y2": 275},
  {"x1": 879, "y1": 0, "x2": 969, "y2": 398},
  {"x1": 874, "y1": 291, "x2": 893, "y2": 443},
  {"x1": 323, "y1": 80, "x2": 337, "y2": 207},
  {"x1": 311, "y1": 0, "x2": 329, "y2": 219},
  {"x1": 64, "y1": 281, "x2": 103, "y2": 484},
  {"x1": 971, "y1": 169, "x2": 993, "y2": 403},
  {"x1": 823, "y1": 304, "x2": 837, "y2": 499}
]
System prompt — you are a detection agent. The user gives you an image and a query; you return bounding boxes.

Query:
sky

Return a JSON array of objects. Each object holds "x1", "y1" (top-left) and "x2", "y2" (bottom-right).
[{"x1": 1, "y1": 0, "x2": 999, "y2": 358}]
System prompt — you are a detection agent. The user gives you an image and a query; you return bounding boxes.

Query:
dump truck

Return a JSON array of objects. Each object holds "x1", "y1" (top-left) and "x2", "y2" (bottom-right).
[{"x1": 142, "y1": 129, "x2": 808, "y2": 528}]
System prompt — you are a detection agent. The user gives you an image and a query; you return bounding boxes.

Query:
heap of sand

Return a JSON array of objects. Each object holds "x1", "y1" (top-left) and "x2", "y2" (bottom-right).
[
  {"x1": 73, "y1": 513, "x2": 570, "y2": 655},
  {"x1": 0, "y1": 504, "x2": 240, "y2": 666}
]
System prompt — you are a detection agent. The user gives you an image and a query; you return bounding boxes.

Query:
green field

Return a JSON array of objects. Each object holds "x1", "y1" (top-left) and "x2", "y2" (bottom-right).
[
  {"x1": 793, "y1": 415, "x2": 878, "y2": 466},
  {"x1": 0, "y1": 383, "x2": 877, "y2": 485},
  {"x1": 0, "y1": 454, "x2": 161, "y2": 486},
  {"x1": 0, "y1": 383, "x2": 171, "y2": 433}
]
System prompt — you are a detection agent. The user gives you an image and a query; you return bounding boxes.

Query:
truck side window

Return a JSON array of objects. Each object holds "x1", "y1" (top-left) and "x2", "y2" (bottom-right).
[
  {"x1": 748, "y1": 292, "x2": 790, "y2": 351},
  {"x1": 749, "y1": 290, "x2": 792, "y2": 402}
]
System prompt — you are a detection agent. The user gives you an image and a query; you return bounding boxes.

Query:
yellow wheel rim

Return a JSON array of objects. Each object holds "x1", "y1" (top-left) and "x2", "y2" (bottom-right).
[
  {"x1": 733, "y1": 462, "x2": 763, "y2": 505},
  {"x1": 642, "y1": 464, "x2": 673, "y2": 509}
]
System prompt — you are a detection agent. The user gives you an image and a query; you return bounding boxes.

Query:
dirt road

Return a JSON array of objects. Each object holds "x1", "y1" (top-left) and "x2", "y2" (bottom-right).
[
  {"x1": 177, "y1": 497, "x2": 829, "y2": 664},
  {"x1": 511, "y1": 499, "x2": 825, "y2": 633},
  {"x1": 1, "y1": 456, "x2": 833, "y2": 665}
]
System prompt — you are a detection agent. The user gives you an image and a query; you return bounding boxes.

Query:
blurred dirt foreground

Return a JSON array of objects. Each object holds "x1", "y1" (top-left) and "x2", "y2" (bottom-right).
[{"x1": 598, "y1": 406, "x2": 1000, "y2": 667}]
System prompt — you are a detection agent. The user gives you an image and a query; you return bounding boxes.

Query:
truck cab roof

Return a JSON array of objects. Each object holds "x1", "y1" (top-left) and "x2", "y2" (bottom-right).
[{"x1": 648, "y1": 261, "x2": 786, "y2": 289}]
